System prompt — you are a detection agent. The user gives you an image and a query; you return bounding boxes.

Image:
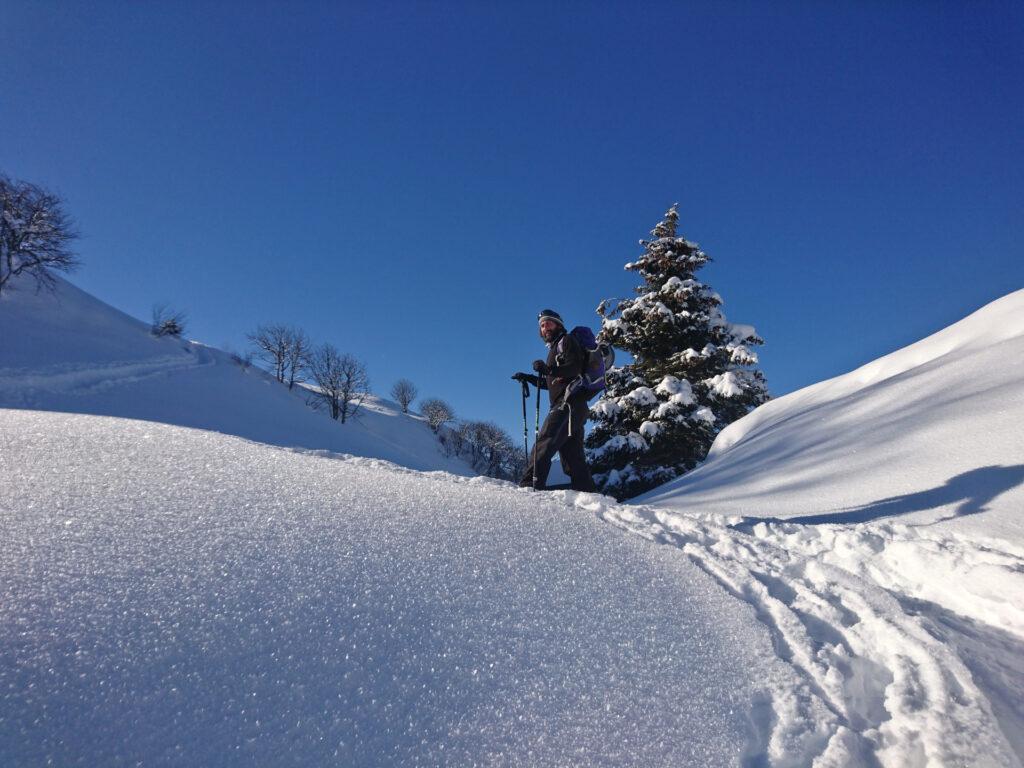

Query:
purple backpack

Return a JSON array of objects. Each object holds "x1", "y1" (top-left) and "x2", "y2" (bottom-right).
[{"x1": 563, "y1": 326, "x2": 615, "y2": 400}]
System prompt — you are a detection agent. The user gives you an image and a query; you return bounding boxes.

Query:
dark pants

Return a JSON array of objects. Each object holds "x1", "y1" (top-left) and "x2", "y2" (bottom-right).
[{"x1": 520, "y1": 397, "x2": 597, "y2": 492}]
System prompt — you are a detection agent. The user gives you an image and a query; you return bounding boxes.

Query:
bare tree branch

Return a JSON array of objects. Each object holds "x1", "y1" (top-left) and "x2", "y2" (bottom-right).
[
  {"x1": 0, "y1": 175, "x2": 80, "y2": 295},
  {"x1": 306, "y1": 344, "x2": 370, "y2": 423},
  {"x1": 285, "y1": 328, "x2": 311, "y2": 390}
]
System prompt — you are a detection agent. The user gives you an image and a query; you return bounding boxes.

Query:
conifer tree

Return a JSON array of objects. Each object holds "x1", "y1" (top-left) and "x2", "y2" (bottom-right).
[{"x1": 586, "y1": 205, "x2": 769, "y2": 499}]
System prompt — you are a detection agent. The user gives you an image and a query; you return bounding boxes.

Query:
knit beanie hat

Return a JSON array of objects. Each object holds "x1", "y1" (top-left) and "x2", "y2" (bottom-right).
[{"x1": 538, "y1": 309, "x2": 564, "y2": 328}]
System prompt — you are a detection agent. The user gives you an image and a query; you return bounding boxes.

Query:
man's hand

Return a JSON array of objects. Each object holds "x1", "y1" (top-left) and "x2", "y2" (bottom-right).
[
  {"x1": 511, "y1": 372, "x2": 530, "y2": 383},
  {"x1": 532, "y1": 360, "x2": 549, "y2": 375}
]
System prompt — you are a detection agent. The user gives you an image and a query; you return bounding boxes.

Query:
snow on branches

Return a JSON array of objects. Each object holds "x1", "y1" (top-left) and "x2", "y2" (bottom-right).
[{"x1": 586, "y1": 205, "x2": 769, "y2": 500}]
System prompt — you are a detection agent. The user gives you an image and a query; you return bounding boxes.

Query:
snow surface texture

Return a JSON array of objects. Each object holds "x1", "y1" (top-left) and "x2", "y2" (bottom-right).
[
  {"x1": 2, "y1": 410, "x2": 793, "y2": 767},
  {"x1": 0, "y1": 277, "x2": 471, "y2": 476},
  {"x1": 2, "y1": 411, "x2": 1020, "y2": 766},
  {"x1": 593, "y1": 501, "x2": 1024, "y2": 767}
]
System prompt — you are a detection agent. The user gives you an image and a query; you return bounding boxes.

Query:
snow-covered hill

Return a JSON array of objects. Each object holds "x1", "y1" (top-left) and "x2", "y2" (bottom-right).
[
  {"x1": 2, "y1": 278, "x2": 1023, "y2": 766},
  {"x1": 0, "y1": 410, "x2": 801, "y2": 766},
  {"x1": 639, "y1": 289, "x2": 1024, "y2": 540},
  {"x1": 0, "y1": 277, "x2": 469, "y2": 474}
]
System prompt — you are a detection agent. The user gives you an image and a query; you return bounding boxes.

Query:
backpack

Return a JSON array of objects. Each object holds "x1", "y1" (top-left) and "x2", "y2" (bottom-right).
[{"x1": 562, "y1": 326, "x2": 615, "y2": 400}]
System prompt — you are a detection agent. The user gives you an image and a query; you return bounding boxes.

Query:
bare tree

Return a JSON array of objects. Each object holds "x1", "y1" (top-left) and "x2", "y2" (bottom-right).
[
  {"x1": 0, "y1": 175, "x2": 80, "y2": 295},
  {"x1": 247, "y1": 324, "x2": 290, "y2": 383},
  {"x1": 442, "y1": 419, "x2": 471, "y2": 458},
  {"x1": 306, "y1": 344, "x2": 370, "y2": 423},
  {"x1": 247, "y1": 324, "x2": 310, "y2": 388},
  {"x1": 390, "y1": 378, "x2": 418, "y2": 413},
  {"x1": 151, "y1": 304, "x2": 187, "y2": 337},
  {"x1": 437, "y1": 417, "x2": 523, "y2": 480},
  {"x1": 421, "y1": 398, "x2": 456, "y2": 433},
  {"x1": 284, "y1": 328, "x2": 311, "y2": 390}
]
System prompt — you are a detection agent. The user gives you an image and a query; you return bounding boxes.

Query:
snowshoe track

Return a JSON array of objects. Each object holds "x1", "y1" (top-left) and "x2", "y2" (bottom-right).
[
  {"x1": 0, "y1": 346, "x2": 215, "y2": 402},
  {"x1": 562, "y1": 492, "x2": 1023, "y2": 768}
]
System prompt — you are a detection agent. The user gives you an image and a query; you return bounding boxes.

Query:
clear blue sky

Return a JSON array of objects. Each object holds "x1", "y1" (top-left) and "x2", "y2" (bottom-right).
[{"x1": 3, "y1": 1, "x2": 1022, "y2": 441}]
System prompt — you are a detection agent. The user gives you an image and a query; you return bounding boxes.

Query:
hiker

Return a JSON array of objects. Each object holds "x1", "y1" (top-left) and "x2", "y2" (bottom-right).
[{"x1": 512, "y1": 310, "x2": 597, "y2": 492}]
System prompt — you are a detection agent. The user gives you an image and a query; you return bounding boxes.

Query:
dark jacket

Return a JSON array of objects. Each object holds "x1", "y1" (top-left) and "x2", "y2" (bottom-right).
[{"x1": 526, "y1": 329, "x2": 586, "y2": 407}]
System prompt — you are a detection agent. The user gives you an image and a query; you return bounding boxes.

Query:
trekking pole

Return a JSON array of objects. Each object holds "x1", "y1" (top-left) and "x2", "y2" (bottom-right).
[
  {"x1": 520, "y1": 379, "x2": 530, "y2": 458},
  {"x1": 533, "y1": 378, "x2": 541, "y2": 490}
]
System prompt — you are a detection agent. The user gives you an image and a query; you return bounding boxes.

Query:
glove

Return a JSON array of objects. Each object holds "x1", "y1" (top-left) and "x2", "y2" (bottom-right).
[
  {"x1": 532, "y1": 360, "x2": 549, "y2": 375},
  {"x1": 511, "y1": 372, "x2": 529, "y2": 383}
]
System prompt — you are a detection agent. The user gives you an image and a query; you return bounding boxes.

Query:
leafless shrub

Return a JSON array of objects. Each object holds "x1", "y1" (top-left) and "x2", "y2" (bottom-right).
[
  {"x1": 227, "y1": 347, "x2": 253, "y2": 369},
  {"x1": 451, "y1": 419, "x2": 521, "y2": 480},
  {"x1": 151, "y1": 304, "x2": 187, "y2": 338}
]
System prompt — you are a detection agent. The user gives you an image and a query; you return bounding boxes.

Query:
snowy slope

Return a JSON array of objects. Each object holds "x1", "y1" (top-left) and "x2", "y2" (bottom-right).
[
  {"x1": 2, "y1": 409, "x2": 807, "y2": 767},
  {"x1": 2, "y1": 409, "x2": 1020, "y2": 767},
  {"x1": 0, "y1": 277, "x2": 469, "y2": 474},
  {"x1": 639, "y1": 289, "x2": 1024, "y2": 539},
  {"x1": 631, "y1": 289, "x2": 1024, "y2": 763}
]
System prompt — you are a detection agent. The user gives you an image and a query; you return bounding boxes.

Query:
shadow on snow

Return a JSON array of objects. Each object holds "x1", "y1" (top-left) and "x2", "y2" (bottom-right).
[{"x1": 735, "y1": 465, "x2": 1024, "y2": 528}]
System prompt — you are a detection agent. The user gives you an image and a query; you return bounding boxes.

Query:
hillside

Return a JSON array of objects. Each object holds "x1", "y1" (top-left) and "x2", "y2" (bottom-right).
[
  {"x1": 0, "y1": 277, "x2": 469, "y2": 475},
  {"x1": 6, "y1": 409, "x2": 1022, "y2": 766}
]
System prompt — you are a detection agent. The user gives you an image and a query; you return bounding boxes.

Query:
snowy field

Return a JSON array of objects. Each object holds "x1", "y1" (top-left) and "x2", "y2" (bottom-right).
[{"x1": 2, "y1": 280, "x2": 1023, "y2": 766}]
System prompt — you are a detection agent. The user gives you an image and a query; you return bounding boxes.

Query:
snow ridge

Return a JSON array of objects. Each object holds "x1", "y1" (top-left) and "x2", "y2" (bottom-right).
[{"x1": 707, "y1": 289, "x2": 1024, "y2": 461}]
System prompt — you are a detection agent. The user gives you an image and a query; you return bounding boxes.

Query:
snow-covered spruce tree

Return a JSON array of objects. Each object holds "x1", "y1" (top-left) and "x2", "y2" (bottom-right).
[{"x1": 586, "y1": 205, "x2": 768, "y2": 500}]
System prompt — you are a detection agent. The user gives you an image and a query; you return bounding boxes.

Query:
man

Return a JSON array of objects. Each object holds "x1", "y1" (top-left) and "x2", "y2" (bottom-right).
[{"x1": 512, "y1": 309, "x2": 597, "y2": 492}]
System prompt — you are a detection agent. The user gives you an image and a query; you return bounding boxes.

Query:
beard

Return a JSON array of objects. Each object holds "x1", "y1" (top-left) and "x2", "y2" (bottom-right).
[{"x1": 541, "y1": 327, "x2": 561, "y2": 343}]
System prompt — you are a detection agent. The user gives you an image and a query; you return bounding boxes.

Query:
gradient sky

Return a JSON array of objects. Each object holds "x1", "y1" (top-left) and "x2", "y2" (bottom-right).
[{"x1": 3, "y1": 1, "x2": 1022, "y2": 440}]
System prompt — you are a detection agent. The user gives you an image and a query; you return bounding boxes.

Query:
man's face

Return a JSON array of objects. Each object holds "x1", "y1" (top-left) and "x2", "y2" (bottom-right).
[{"x1": 539, "y1": 319, "x2": 560, "y2": 342}]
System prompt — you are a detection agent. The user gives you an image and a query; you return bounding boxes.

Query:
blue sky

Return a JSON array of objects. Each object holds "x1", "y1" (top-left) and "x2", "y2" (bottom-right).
[{"x1": 3, "y1": 1, "x2": 1021, "y2": 440}]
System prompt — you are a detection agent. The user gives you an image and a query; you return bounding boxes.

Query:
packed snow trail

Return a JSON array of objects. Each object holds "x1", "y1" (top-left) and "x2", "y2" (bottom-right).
[
  {"x1": 0, "y1": 349, "x2": 215, "y2": 401},
  {"x1": 565, "y1": 493, "x2": 1023, "y2": 767}
]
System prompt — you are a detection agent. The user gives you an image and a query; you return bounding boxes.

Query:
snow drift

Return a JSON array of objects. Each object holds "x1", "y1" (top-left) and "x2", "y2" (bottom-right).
[
  {"x1": 1, "y1": 410, "x2": 795, "y2": 767},
  {"x1": 639, "y1": 289, "x2": 1024, "y2": 540}
]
